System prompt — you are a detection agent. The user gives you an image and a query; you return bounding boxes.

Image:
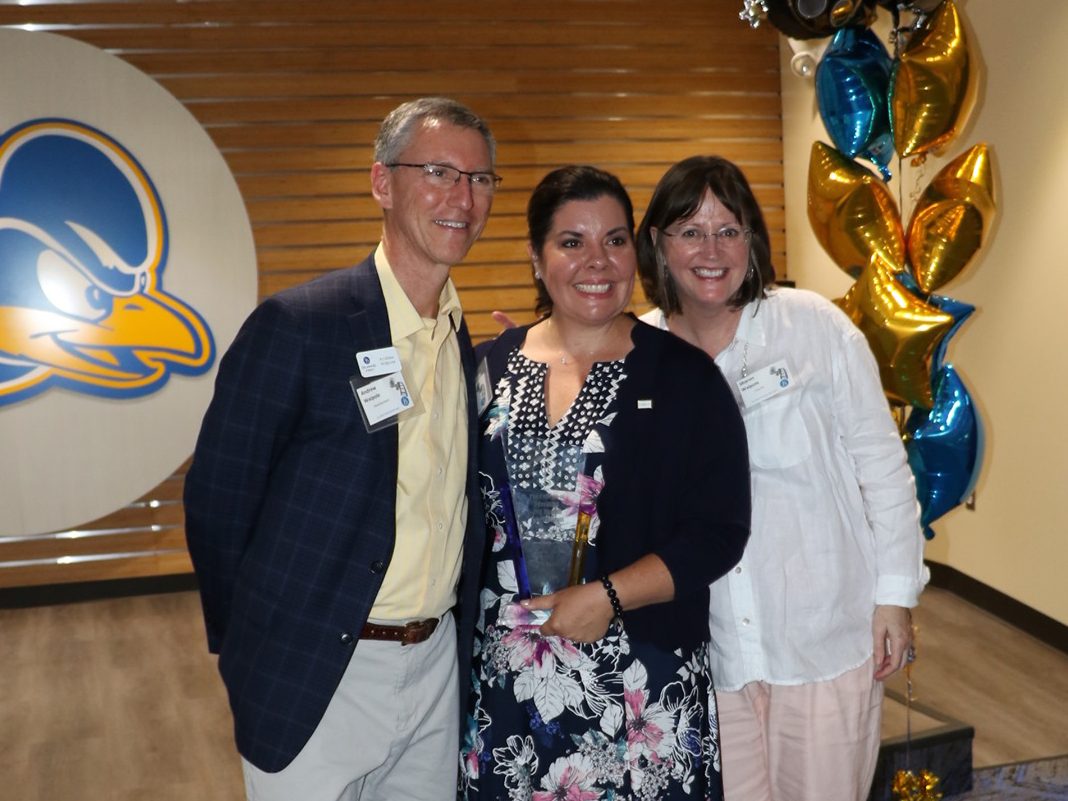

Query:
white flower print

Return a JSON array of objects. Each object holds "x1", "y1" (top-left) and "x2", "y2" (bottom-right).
[
  {"x1": 493, "y1": 734, "x2": 540, "y2": 797},
  {"x1": 532, "y1": 752, "x2": 602, "y2": 801},
  {"x1": 599, "y1": 702, "x2": 624, "y2": 737},
  {"x1": 497, "y1": 614, "x2": 595, "y2": 722}
]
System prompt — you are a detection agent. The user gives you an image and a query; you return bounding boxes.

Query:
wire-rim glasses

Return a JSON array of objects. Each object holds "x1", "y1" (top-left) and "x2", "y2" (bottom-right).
[
  {"x1": 387, "y1": 162, "x2": 502, "y2": 195},
  {"x1": 661, "y1": 224, "x2": 752, "y2": 251}
]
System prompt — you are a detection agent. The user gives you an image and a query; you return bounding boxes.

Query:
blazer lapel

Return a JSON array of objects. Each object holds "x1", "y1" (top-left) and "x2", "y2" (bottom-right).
[
  {"x1": 346, "y1": 256, "x2": 392, "y2": 350},
  {"x1": 344, "y1": 254, "x2": 398, "y2": 481}
]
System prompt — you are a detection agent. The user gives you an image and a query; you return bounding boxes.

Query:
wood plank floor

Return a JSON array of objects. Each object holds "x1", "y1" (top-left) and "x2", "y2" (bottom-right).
[
  {"x1": 881, "y1": 587, "x2": 1068, "y2": 767},
  {"x1": 1, "y1": 586, "x2": 1065, "y2": 800}
]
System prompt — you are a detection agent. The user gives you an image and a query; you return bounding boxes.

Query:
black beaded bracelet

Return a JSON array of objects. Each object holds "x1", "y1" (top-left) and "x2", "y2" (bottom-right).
[{"x1": 600, "y1": 574, "x2": 624, "y2": 620}]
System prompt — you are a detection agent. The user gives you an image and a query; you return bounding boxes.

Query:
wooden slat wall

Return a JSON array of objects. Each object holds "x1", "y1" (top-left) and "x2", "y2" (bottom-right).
[{"x1": 0, "y1": 0, "x2": 783, "y2": 590}]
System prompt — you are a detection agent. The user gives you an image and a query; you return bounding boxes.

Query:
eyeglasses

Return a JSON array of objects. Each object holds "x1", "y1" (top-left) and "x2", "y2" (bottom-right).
[
  {"x1": 386, "y1": 162, "x2": 502, "y2": 195},
  {"x1": 661, "y1": 225, "x2": 752, "y2": 250}
]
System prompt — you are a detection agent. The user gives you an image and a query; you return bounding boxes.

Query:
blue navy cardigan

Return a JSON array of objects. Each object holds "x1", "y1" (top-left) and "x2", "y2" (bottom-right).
[{"x1": 475, "y1": 318, "x2": 751, "y2": 650}]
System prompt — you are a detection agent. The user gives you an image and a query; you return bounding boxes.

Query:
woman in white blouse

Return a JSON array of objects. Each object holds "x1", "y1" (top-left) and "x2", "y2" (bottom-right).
[{"x1": 636, "y1": 155, "x2": 927, "y2": 801}]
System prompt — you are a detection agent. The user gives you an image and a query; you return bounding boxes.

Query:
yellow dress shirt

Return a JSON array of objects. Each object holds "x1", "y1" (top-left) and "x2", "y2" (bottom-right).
[{"x1": 369, "y1": 244, "x2": 469, "y2": 621}]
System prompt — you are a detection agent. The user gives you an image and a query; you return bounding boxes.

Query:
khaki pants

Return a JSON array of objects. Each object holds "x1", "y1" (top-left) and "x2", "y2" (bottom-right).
[{"x1": 242, "y1": 613, "x2": 459, "y2": 801}]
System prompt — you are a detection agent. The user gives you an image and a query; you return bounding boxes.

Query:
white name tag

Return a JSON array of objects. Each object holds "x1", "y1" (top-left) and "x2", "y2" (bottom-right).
[
  {"x1": 737, "y1": 359, "x2": 792, "y2": 408},
  {"x1": 354, "y1": 372, "x2": 413, "y2": 425},
  {"x1": 356, "y1": 346, "x2": 402, "y2": 378}
]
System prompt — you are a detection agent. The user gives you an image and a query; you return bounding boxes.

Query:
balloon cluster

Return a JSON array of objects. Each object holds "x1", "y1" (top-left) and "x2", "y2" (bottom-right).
[{"x1": 744, "y1": 0, "x2": 993, "y2": 538}]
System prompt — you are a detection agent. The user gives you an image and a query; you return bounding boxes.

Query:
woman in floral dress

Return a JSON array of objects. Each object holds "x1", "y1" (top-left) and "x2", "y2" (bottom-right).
[{"x1": 459, "y1": 166, "x2": 751, "y2": 801}]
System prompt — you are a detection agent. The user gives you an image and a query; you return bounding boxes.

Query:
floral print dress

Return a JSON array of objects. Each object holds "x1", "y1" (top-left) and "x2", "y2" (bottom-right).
[{"x1": 460, "y1": 348, "x2": 723, "y2": 801}]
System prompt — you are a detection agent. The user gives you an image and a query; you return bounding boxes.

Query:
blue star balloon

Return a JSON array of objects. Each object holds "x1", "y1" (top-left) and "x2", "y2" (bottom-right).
[
  {"x1": 905, "y1": 363, "x2": 984, "y2": 539},
  {"x1": 816, "y1": 26, "x2": 895, "y2": 180},
  {"x1": 893, "y1": 272, "x2": 976, "y2": 378},
  {"x1": 926, "y1": 294, "x2": 975, "y2": 375}
]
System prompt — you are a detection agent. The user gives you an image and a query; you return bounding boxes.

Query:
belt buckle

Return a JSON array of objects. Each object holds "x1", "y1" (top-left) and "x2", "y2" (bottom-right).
[{"x1": 401, "y1": 619, "x2": 430, "y2": 646}]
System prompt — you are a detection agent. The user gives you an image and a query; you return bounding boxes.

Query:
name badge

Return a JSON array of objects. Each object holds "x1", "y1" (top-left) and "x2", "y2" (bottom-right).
[
  {"x1": 352, "y1": 372, "x2": 412, "y2": 426},
  {"x1": 356, "y1": 346, "x2": 402, "y2": 378},
  {"x1": 737, "y1": 359, "x2": 792, "y2": 408}
]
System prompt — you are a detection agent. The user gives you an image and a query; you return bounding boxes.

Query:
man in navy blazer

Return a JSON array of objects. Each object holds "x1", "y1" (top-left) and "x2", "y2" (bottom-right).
[{"x1": 184, "y1": 97, "x2": 497, "y2": 801}]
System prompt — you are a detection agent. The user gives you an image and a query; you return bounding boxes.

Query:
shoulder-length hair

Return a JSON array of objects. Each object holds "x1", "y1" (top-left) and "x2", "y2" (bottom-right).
[{"x1": 636, "y1": 155, "x2": 775, "y2": 315}]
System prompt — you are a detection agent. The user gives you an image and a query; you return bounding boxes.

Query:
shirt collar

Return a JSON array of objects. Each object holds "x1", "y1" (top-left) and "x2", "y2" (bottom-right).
[
  {"x1": 374, "y1": 243, "x2": 463, "y2": 339},
  {"x1": 732, "y1": 291, "x2": 770, "y2": 349},
  {"x1": 438, "y1": 276, "x2": 464, "y2": 333}
]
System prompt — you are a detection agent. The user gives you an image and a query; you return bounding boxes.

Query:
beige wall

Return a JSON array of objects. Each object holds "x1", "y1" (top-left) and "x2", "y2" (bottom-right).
[{"x1": 780, "y1": 1, "x2": 1068, "y2": 625}]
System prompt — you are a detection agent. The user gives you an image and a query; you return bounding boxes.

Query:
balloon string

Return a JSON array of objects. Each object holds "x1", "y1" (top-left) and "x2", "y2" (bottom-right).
[
  {"x1": 905, "y1": 661, "x2": 913, "y2": 770},
  {"x1": 891, "y1": 403, "x2": 907, "y2": 436}
]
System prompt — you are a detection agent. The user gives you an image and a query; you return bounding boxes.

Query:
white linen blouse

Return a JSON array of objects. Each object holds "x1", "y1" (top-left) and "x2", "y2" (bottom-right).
[{"x1": 643, "y1": 287, "x2": 927, "y2": 690}]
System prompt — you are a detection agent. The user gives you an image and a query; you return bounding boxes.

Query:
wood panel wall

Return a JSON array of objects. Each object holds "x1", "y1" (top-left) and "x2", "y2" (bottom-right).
[{"x1": 0, "y1": 0, "x2": 783, "y2": 590}]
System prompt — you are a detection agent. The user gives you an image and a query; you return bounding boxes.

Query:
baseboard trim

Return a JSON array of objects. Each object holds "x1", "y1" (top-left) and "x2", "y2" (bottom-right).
[
  {"x1": 3, "y1": 562, "x2": 1067, "y2": 659},
  {"x1": 926, "y1": 560, "x2": 1068, "y2": 656},
  {"x1": 0, "y1": 573, "x2": 198, "y2": 609}
]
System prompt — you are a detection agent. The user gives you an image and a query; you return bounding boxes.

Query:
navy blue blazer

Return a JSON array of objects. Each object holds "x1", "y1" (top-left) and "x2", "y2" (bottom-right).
[{"x1": 183, "y1": 253, "x2": 485, "y2": 772}]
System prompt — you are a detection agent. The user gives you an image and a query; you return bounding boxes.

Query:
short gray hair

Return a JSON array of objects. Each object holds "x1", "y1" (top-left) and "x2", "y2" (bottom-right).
[{"x1": 373, "y1": 96, "x2": 496, "y2": 166}]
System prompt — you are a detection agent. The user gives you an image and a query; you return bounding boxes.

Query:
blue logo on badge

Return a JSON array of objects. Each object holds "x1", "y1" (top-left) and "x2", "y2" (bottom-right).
[
  {"x1": 0, "y1": 119, "x2": 215, "y2": 406},
  {"x1": 389, "y1": 375, "x2": 410, "y2": 408}
]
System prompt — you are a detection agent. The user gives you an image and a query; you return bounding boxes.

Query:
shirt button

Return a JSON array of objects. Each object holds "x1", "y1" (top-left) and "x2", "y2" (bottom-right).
[
  {"x1": 734, "y1": 566, "x2": 742, "y2": 574},
  {"x1": 741, "y1": 617, "x2": 750, "y2": 626},
  {"x1": 370, "y1": 560, "x2": 386, "y2": 574},
  {"x1": 436, "y1": 522, "x2": 444, "y2": 531},
  {"x1": 339, "y1": 632, "x2": 353, "y2": 645}
]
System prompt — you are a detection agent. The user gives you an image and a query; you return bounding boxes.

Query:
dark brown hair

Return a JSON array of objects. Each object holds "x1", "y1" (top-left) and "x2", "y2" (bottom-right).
[
  {"x1": 527, "y1": 165, "x2": 635, "y2": 318},
  {"x1": 636, "y1": 155, "x2": 775, "y2": 315}
]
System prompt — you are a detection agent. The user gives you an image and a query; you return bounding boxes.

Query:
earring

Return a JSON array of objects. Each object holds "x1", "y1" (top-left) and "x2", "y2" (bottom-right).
[{"x1": 534, "y1": 270, "x2": 542, "y2": 280}]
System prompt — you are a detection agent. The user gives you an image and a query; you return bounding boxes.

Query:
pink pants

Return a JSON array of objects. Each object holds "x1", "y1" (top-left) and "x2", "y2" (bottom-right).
[{"x1": 715, "y1": 661, "x2": 883, "y2": 801}]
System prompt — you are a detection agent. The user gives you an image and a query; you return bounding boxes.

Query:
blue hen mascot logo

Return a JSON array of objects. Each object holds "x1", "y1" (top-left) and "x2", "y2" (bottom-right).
[{"x1": 0, "y1": 119, "x2": 214, "y2": 406}]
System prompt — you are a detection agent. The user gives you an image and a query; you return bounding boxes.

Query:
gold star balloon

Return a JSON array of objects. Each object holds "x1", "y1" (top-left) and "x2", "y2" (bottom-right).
[
  {"x1": 907, "y1": 143, "x2": 996, "y2": 293},
  {"x1": 891, "y1": 0, "x2": 976, "y2": 159},
  {"x1": 808, "y1": 141, "x2": 905, "y2": 277},
  {"x1": 837, "y1": 252, "x2": 954, "y2": 409}
]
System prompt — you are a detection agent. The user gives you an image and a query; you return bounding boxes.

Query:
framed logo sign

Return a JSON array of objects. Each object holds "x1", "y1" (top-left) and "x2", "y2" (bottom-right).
[{"x1": 0, "y1": 29, "x2": 257, "y2": 537}]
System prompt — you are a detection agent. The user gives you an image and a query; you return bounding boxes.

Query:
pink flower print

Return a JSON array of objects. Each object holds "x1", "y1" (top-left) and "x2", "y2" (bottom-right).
[
  {"x1": 501, "y1": 625, "x2": 557, "y2": 673},
  {"x1": 532, "y1": 753, "x2": 602, "y2": 801},
  {"x1": 622, "y1": 663, "x2": 676, "y2": 765},
  {"x1": 546, "y1": 473, "x2": 604, "y2": 520},
  {"x1": 576, "y1": 473, "x2": 603, "y2": 516},
  {"x1": 499, "y1": 616, "x2": 583, "y2": 675},
  {"x1": 463, "y1": 745, "x2": 480, "y2": 780}
]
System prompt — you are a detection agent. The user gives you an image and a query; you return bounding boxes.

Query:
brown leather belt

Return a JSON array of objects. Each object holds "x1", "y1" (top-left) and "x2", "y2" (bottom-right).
[{"x1": 360, "y1": 617, "x2": 439, "y2": 646}]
